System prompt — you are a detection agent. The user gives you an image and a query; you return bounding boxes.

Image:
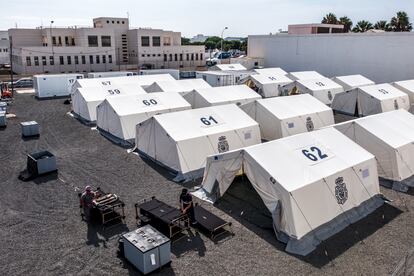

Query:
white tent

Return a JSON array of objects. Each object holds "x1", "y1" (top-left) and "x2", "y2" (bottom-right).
[
  {"x1": 332, "y1": 75, "x2": 375, "y2": 91},
  {"x1": 210, "y1": 63, "x2": 247, "y2": 71},
  {"x1": 96, "y1": 92, "x2": 191, "y2": 144},
  {"x1": 246, "y1": 74, "x2": 293, "y2": 98},
  {"x1": 333, "y1": 110, "x2": 414, "y2": 192},
  {"x1": 34, "y1": 74, "x2": 83, "y2": 98},
  {"x1": 72, "y1": 85, "x2": 147, "y2": 122},
  {"x1": 241, "y1": 94, "x2": 334, "y2": 141},
  {"x1": 392, "y1": 79, "x2": 414, "y2": 105},
  {"x1": 196, "y1": 71, "x2": 237, "y2": 87},
  {"x1": 183, "y1": 85, "x2": 261, "y2": 108},
  {"x1": 281, "y1": 78, "x2": 344, "y2": 105},
  {"x1": 253, "y1": 67, "x2": 288, "y2": 76},
  {"x1": 135, "y1": 104, "x2": 261, "y2": 181},
  {"x1": 287, "y1": 71, "x2": 325, "y2": 81},
  {"x1": 87, "y1": 71, "x2": 135, "y2": 78},
  {"x1": 194, "y1": 128, "x2": 382, "y2": 255},
  {"x1": 331, "y1": 83, "x2": 410, "y2": 117},
  {"x1": 71, "y1": 74, "x2": 175, "y2": 93},
  {"x1": 145, "y1": 79, "x2": 211, "y2": 95}
]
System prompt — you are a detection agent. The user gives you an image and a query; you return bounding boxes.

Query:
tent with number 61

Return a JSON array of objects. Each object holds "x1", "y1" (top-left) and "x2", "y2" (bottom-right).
[
  {"x1": 96, "y1": 92, "x2": 192, "y2": 145},
  {"x1": 193, "y1": 127, "x2": 384, "y2": 256},
  {"x1": 135, "y1": 104, "x2": 261, "y2": 182}
]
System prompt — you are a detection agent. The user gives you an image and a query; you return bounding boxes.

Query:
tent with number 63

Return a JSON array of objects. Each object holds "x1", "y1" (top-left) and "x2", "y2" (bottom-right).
[
  {"x1": 193, "y1": 127, "x2": 384, "y2": 256},
  {"x1": 96, "y1": 92, "x2": 192, "y2": 145},
  {"x1": 135, "y1": 104, "x2": 261, "y2": 182}
]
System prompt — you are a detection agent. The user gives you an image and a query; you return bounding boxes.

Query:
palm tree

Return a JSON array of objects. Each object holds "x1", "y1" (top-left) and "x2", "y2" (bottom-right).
[
  {"x1": 390, "y1": 11, "x2": 413, "y2": 32},
  {"x1": 322, "y1": 13, "x2": 338, "y2": 24},
  {"x1": 374, "y1": 20, "x2": 391, "y2": 31},
  {"x1": 339, "y1": 16, "x2": 353, "y2": 32},
  {"x1": 352, "y1": 20, "x2": 374, "y2": 33}
]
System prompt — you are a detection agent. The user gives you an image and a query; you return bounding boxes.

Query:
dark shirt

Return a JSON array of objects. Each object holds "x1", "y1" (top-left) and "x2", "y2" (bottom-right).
[
  {"x1": 81, "y1": 192, "x2": 95, "y2": 208},
  {"x1": 180, "y1": 193, "x2": 193, "y2": 209}
]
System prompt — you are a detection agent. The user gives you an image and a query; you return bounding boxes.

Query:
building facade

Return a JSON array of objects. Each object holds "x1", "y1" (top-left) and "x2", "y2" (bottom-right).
[
  {"x1": 9, "y1": 17, "x2": 205, "y2": 74},
  {"x1": 0, "y1": 31, "x2": 9, "y2": 65}
]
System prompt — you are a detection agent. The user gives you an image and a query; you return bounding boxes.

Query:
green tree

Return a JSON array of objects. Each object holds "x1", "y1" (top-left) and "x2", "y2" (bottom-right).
[
  {"x1": 374, "y1": 20, "x2": 391, "y2": 31},
  {"x1": 322, "y1": 13, "x2": 338, "y2": 24},
  {"x1": 339, "y1": 16, "x2": 353, "y2": 32},
  {"x1": 352, "y1": 20, "x2": 374, "y2": 32},
  {"x1": 390, "y1": 11, "x2": 413, "y2": 32},
  {"x1": 181, "y1": 37, "x2": 191, "y2": 45}
]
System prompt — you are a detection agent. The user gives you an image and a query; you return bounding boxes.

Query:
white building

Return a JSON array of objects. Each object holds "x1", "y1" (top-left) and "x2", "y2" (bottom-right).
[
  {"x1": 0, "y1": 31, "x2": 9, "y2": 65},
  {"x1": 248, "y1": 32, "x2": 414, "y2": 83}
]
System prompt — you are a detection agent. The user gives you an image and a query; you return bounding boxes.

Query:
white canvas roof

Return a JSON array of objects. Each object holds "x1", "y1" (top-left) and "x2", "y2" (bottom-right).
[
  {"x1": 332, "y1": 75, "x2": 375, "y2": 91},
  {"x1": 248, "y1": 74, "x2": 293, "y2": 98},
  {"x1": 287, "y1": 71, "x2": 325, "y2": 81},
  {"x1": 211, "y1": 63, "x2": 247, "y2": 71},
  {"x1": 87, "y1": 71, "x2": 135, "y2": 78},
  {"x1": 393, "y1": 79, "x2": 414, "y2": 104},
  {"x1": 145, "y1": 79, "x2": 211, "y2": 95},
  {"x1": 195, "y1": 127, "x2": 381, "y2": 255},
  {"x1": 332, "y1": 83, "x2": 410, "y2": 117},
  {"x1": 136, "y1": 104, "x2": 261, "y2": 181},
  {"x1": 333, "y1": 110, "x2": 414, "y2": 184},
  {"x1": 253, "y1": 67, "x2": 288, "y2": 76},
  {"x1": 241, "y1": 94, "x2": 334, "y2": 140},
  {"x1": 184, "y1": 85, "x2": 261, "y2": 108},
  {"x1": 71, "y1": 85, "x2": 147, "y2": 122},
  {"x1": 96, "y1": 92, "x2": 191, "y2": 142},
  {"x1": 281, "y1": 78, "x2": 344, "y2": 105}
]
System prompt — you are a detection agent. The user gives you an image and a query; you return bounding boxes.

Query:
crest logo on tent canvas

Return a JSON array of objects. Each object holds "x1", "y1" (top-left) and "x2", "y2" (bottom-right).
[
  {"x1": 269, "y1": 177, "x2": 276, "y2": 185},
  {"x1": 335, "y1": 177, "x2": 348, "y2": 205},
  {"x1": 306, "y1": 117, "x2": 314, "y2": 132},
  {"x1": 394, "y1": 100, "x2": 399, "y2": 110},
  {"x1": 217, "y1": 136, "x2": 229, "y2": 153},
  {"x1": 327, "y1": 91, "x2": 333, "y2": 101}
]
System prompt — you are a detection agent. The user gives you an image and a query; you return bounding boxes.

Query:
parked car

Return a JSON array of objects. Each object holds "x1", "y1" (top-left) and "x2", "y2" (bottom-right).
[
  {"x1": 206, "y1": 52, "x2": 232, "y2": 66},
  {"x1": 8, "y1": 77, "x2": 33, "y2": 88}
]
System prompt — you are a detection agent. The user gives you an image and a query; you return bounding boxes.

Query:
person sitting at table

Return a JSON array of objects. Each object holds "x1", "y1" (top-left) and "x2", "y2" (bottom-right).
[{"x1": 179, "y1": 188, "x2": 197, "y2": 225}]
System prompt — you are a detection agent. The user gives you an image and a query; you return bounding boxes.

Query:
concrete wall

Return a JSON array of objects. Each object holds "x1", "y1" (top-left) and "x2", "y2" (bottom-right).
[{"x1": 248, "y1": 32, "x2": 414, "y2": 83}]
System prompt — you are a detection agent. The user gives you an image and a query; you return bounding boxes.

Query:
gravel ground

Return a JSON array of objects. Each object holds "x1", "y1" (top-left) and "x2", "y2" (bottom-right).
[{"x1": 0, "y1": 94, "x2": 413, "y2": 276}]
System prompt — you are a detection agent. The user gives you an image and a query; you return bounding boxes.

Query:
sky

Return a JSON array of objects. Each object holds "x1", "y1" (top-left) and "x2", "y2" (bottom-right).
[{"x1": 1, "y1": 0, "x2": 413, "y2": 37}]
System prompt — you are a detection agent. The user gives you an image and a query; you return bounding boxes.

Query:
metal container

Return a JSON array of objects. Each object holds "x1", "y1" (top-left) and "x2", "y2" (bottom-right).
[
  {"x1": 27, "y1": 151, "x2": 57, "y2": 175},
  {"x1": 0, "y1": 102, "x2": 7, "y2": 112},
  {"x1": 0, "y1": 111, "x2": 6, "y2": 127},
  {"x1": 123, "y1": 225, "x2": 171, "y2": 275},
  {"x1": 21, "y1": 121, "x2": 39, "y2": 137}
]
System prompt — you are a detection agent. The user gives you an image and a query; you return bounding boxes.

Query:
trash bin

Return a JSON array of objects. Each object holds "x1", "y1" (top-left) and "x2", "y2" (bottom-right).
[
  {"x1": 21, "y1": 121, "x2": 39, "y2": 137},
  {"x1": 27, "y1": 151, "x2": 57, "y2": 176}
]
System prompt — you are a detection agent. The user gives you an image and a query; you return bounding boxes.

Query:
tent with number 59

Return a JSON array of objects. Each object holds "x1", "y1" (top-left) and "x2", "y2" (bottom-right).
[
  {"x1": 193, "y1": 127, "x2": 384, "y2": 256},
  {"x1": 135, "y1": 104, "x2": 261, "y2": 182}
]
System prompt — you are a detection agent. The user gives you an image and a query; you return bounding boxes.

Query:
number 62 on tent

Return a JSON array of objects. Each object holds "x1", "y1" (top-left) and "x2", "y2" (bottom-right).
[{"x1": 297, "y1": 144, "x2": 334, "y2": 165}]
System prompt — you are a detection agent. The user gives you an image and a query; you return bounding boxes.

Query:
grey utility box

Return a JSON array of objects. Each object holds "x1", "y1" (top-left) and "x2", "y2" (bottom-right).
[
  {"x1": 27, "y1": 151, "x2": 57, "y2": 175},
  {"x1": 0, "y1": 111, "x2": 6, "y2": 127},
  {"x1": 123, "y1": 225, "x2": 171, "y2": 275},
  {"x1": 0, "y1": 102, "x2": 6, "y2": 112},
  {"x1": 21, "y1": 121, "x2": 39, "y2": 137}
]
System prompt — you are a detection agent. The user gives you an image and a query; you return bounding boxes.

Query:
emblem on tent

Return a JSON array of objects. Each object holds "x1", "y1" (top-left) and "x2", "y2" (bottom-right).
[
  {"x1": 335, "y1": 177, "x2": 348, "y2": 205},
  {"x1": 306, "y1": 117, "x2": 314, "y2": 132},
  {"x1": 394, "y1": 100, "x2": 399, "y2": 110},
  {"x1": 270, "y1": 177, "x2": 276, "y2": 185},
  {"x1": 327, "y1": 91, "x2": 333, "y2": 101},
  {"x1": 217, "y1": 136, "x2": 229, "y2": 153}
]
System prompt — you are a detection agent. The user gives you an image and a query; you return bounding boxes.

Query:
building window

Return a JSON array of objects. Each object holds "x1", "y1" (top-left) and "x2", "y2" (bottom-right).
[
  {"x1": 195, "y1": 53, "x2": 198, "y2": 60},
  {"x1": 169, "y1": 54, "x2": 172, "y2": 61},
  {"x1": 52, "y1": 36, "x2": 56, "y2": 46},
  {"x1": 65, "y1": 36, "x2": 69, "y2": 46},
  {"x1": 107, "y1": 20, "x2": 110, "y2": 24},
  {"x1": 49, "y1": 56, "x2": 54, "y2": 65},
  {"x1": 147, "y1": 54, "x2": 151, "y2": 57},
  {"x1": 71, "y1": 37, "x2": 75, "y2": 46},
  {"x1": 117, "y1": 21, "x2": 120, "y2": 24},
  {"x1": 179, "y1": 54, "x2": 183, "y2": 61},
  {"x1": 200, "y1": 53, "x2": 203, "y2": 60},
  {"x1": 88, "y1": 36, "x2": 98, "y2": 47},
  {"x1": 102, "y1": 55, "x2": 106, "y2": 63},
  {"x1": 96, "y1": 55, "x2": 100, "y2": 64},
  {"x1": 141, "y1": 54, "x2": 145, "y2": 58},
  {"x1": 163, "y1": 37, "x2": 171, "y2": 46},
  {"x1": 152, "y1": 54, "x2": 156, "y2": 57},
  {"x1": 59, "y1": 56, "x2": 64, "y2": 65},
  {"x1": 101, "y1": 36, "x2": 111, "y2": 47},
  {"x1": 174, "y1": 54, "x2": 178, "y2": 61},
  {"x1": 164, "y1": 54, "x2": 167, "y2": 62},
  {"x1": 158, "y1": 54, "x2": 161, "y2": 57},
  {"x1": 26, "y1": 56, "x2": 31, "y2": 66},
  {"x1": 191, "y1": 53, "x2": 194, "y2": 61},
  {"x1": 34, "y1": 56, "x2": 39, "y2": 66},
  {"x1": 42, "y1": 56, "x2": 47, "y2": 65},
  {"x1": 152, "y1": 36, "x2": 161, "y2": 47},
  {"x1": 74, "y1": 56, "x2": 79, "y2": 64},
  {"x1": 67, "y1": 56, "x2": 72, "y2": 65},
  {"x1": 89, "y1": 55, "x2": 94, "y2": 64},
  {"x1": 58, "y1": 36, "x2": 62, "y2": 46},
  {"x1": 81, "y1": 55, "x2": 86, "y2": 64},
  {"x1": 112, "y1": 21, "x2": 115, "y2": 24},
  {"x1": 186, "y1": 53, "x2": 189, "y2": 60},
  {"x1": 122, "y1": 21, "x2": 125, "y2": 24},
  {"x1": 141, "y1": 36, "x2": 150, "y2": 47},
  {"x1": 108, "y1": 55, "x2": 112, "y2": 63}
]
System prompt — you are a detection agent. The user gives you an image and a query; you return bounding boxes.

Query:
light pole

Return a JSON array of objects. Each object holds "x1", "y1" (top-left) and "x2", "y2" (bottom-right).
[{"x1": 221, "y1": 27, "x2": 228, "y2": 53}]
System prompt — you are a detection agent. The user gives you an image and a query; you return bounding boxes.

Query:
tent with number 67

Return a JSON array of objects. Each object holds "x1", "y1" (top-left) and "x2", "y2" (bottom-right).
[
  {"x1": 135, "y1": 104, "x2": 261, "y2": 182},
  {"x1": 193, "y1": 127, "x2": 383, "y2": 256},
  {"x1": 96, "y1": 92, "x2": 192, "y2": 145}
]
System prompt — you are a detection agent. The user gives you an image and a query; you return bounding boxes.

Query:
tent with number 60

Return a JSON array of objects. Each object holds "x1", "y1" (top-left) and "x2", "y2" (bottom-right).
[
  {"x1": 135, "y1": 104, "x2": 261, "y2": 181},
  {"x1": 96, "y1": 92, "x2": 191, "y2": 145},
  {"x1": 193, "y1": 127, "x2": 384, "y2": 256}
]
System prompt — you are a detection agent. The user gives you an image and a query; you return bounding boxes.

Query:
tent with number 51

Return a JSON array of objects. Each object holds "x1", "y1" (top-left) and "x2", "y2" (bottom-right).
[
  {"x1": 193, "y1": 127, "x2": 384, "y2": 256},
  {"x1": 135, "y1": 104, "x2": 261, "y2": 182},
  {"x1": 96, "y1": 92, "x2": 192, "y2": 145}
]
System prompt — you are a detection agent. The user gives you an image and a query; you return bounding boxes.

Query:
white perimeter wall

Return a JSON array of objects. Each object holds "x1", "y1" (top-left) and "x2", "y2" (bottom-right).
[{"x1": 248, "y1": 32, "x2": 414, "y2": 83}]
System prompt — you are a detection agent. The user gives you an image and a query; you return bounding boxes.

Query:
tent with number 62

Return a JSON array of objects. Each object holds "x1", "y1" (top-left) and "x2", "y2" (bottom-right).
[
  {"x1": 193, "y1": 127, "x2": 384, "y2": 256},
  {"x1": 96, "y1": 92, "x2": 191, "y2": 145},
  {"x1": 135, "y1": 104, "x2": 261, "y2": 182}
]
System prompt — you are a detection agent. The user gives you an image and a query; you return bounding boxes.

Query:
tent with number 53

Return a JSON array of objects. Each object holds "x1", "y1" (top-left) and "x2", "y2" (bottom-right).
[
  {"x1": 96, "y1": 92, "x2": 192, "y2": 145},
  {"x1": 193, "y1": 127, "x2": 383, "y2": 256},
  {"x1": 135, "y1": 104, "x2": 261, "y2": 182}
]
